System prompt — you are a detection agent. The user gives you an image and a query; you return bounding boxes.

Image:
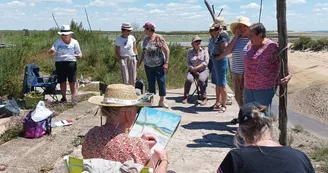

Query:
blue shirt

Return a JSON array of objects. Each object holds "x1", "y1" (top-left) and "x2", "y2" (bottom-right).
[{"x1": 231, "y1": 37, "x2": 250, "y2": 74}]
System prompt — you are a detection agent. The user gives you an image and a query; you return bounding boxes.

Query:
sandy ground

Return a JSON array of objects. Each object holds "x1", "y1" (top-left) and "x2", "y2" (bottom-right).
[{"x1": 286, "y1": 51, "x2": 328, "y2": 125}]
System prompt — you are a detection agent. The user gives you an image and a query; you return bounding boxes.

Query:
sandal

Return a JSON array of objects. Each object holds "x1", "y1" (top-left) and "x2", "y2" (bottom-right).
[
  {"x1": 218, "y1": 106, "x2": 227, "y2": 113},
  {"x1": 210, "y1": 103, "x2": 222, "y2": 110}
]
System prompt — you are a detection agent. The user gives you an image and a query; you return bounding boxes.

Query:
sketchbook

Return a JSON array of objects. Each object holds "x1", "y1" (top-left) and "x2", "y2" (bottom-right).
[{"x1": 129, "y1": 107, "x2": 181, "y2": 151}]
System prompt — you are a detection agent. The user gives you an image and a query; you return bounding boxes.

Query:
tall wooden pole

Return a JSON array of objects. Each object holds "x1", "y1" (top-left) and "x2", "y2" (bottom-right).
[{"x1": 277, "y1": 0, "x2": 288, "y2": 146}]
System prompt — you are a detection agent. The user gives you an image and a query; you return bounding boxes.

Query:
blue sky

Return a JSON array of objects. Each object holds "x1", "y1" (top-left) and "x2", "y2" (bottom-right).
[{"x1": 0, "y1": 0, "x2": 327, "y2": 31}]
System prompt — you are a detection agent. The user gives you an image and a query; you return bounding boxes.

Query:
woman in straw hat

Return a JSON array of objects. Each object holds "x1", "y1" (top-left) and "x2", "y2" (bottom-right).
[
  {"x1": 115, "y1": 23, "x2": 138, "y2": 86},
  {"x1": 137, "y1": 21, "x2": 170, "y2": 108},
  {"x1": 217, "y1": 102, "x2": 314, "y2": 173},
  {"x1": 210, "y1": 17, "x2": 230, "y2": 113},
  {"x1": 182, "y1": 35, "x2": 209, "y2": 105},
  {"x1": 48, "y1": 24, "x2": 82, "y2": 103},
  {"x1": 82, "y1": 84, "x2": 168, "y2": 171}
]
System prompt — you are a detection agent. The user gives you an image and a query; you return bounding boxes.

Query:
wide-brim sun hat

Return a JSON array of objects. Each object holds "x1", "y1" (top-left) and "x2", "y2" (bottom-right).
[
  {"x1": 88, "y1": 84, "x2": 140, "y2": 107},
  {"x1": 121, "y1": 22, "x2": 133, "y2": 31},
  {"x1": 230, "y1": 16, "x2": 251, "y2": 34},
  {"x1": 143, "y1": 21, "x2": 156, "y2": 29},
  {"x1": 58, "y1": 24, "x2": 74, "y2": 35},
  {"x1": 214, "y1": 17, "x2": 228, "y2": 26},
  {"x1": 192, "y1": 35, "x2": 202, "y2": 43}
]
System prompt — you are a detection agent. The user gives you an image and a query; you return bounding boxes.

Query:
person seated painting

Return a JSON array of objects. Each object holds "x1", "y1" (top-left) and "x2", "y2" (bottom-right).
[
  {"x1": 82, "y1": 84, "x2": 168, "y2": 172},
  {"x1": 217, "y1": 102, "x2": 315, "y2": 173},
  {"x1": 182, "y1": 35, "x2": 209, "y2": 105}
]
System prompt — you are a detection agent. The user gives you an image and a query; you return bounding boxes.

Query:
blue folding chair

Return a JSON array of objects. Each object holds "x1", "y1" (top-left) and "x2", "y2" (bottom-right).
[{"x1": 31, "y1": 71, "x2": 58, "y2": 102}]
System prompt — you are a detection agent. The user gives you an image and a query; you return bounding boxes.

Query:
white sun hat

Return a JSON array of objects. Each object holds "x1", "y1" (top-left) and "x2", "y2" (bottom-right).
[{"x1": 58, "y1": 25, "x2": 74, "y2": 35}]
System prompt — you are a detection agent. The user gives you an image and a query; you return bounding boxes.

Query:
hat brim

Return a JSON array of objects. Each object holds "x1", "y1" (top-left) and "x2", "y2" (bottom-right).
[
  {"x1": 122, "y1": 27, "x2": 133, "y2": 31},
  {"x1": 230, "y1": 22, "x2": 250, "y2": 34},
  {"x1": 58, "y1": 31, "x2": 74, "y2": 35},
  {"x1": 192, "y1": 39, "x2": 202, "y2": 42},
  {"x1": 88, "y1": 96, "x2": 140, "y2": 107}
]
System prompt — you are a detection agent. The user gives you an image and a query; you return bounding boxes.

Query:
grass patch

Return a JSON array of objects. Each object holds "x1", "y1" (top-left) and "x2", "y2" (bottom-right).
[
  {"x1": 0, "y1": 116, "x2": 24, "y2": 142},
  {"x1": 311, "y1": 146, "x2": 328, "y2": 173},
  {"x1": 78, "y1": 84, "x2": 99, "y2": 92},
  {"x1": 39, "y1": 166, "x2": 54, "y2": 173},
  {"x1": 292, "y1": 124, "x2": 304, "y2": 133},
  {"x1": 72, "y1": 136, "x2": 85, "y2": 147}
]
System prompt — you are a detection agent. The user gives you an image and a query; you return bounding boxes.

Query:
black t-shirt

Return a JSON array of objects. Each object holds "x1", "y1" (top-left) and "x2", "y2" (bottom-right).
[{"x1": 218, "y1": 146, "x2": 315, "y2": 173}]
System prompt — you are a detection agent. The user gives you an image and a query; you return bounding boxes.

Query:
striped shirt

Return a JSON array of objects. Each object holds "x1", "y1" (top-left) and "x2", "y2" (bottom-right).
[{"x1": 231, "y1": 37, "x2": 250, "y2": 74}]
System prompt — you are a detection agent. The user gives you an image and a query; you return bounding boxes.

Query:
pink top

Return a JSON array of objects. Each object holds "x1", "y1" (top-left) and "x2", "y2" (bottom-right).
[
  {"x1": 244, "y1": 39, "x2": 279, "y2": 90},
  {"x1": 82, "y1": 124, "x2": 151, "y2": 164}
]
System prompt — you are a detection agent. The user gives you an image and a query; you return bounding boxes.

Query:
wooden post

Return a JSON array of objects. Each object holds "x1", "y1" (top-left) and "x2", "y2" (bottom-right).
[{"x1": 277, "y1": 0, "x2": 288, "y2": 145}]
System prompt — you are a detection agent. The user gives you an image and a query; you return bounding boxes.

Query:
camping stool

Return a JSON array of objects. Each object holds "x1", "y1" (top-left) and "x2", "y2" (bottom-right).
[{"x1": 188, "y1": 74, "x2": 201, "y2": 101}]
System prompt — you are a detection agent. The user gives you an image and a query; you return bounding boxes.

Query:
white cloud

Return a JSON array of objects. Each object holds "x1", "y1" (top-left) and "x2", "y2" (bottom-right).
[
  {"x1": 179, "y1": 0, "x2": 198, "y2": 3},
  {"x1": 145, "y1": 3, "x2": 164, "y2": 8},
  {"x1": 313, "y1": 8, "x2": 328, "y2": 12},
  {"x1": 7, "y1": 1, "x2": 26, "y2": 7},
  {"x1": 240, "y1": 3, "x2": 260, "y2": 9},
  {"x1": 126, "y1": 7, "x2": 144, "y2": 13},
  {"x1": 89, "y1": 0, "x2": 117, "y2": 7},
  {"x1": 315, "y1": 3, "x2": 328, "y2": 7},
  {"x1": 218, "y1": 5, "x2": 229, "y2": 9},
  {"x1": 29, "y1": 3, "x2": 35, "y2": 6},
  {"x1": 150, "y1": 9, "x2": 165, "y2": 14},
  {"x1": 287, "y1": 11, "x2": 302, "y2": 16},
  {"x1": 53, "y1": 7, "x2": 77, "y2": 16},
  {"x1": 287, "y1": 0, "x2": 306, "y2": 4},
  {"x1": 209, "y1": 0, "x2": 241, "y2": 2},
  {"x1": 23, "y1": 0, "x2": 72, "y2": 3}
]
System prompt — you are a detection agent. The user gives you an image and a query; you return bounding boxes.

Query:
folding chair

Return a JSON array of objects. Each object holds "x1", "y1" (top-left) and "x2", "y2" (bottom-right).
[
  {"x1": 188, "y1": 74, "x2": 201, "y2": 101},
  {"x1": 32, "y1": 71, "x2": 58, "y2": 102}
]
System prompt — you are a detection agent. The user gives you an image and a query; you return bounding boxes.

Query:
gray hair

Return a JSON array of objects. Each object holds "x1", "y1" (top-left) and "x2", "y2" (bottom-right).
[
  {"x1": 249, "y1": 23, "x2": 266, "y2": 38},
  {"x1": 234, "y1": 108, "x2": 275, "y2": 147}
]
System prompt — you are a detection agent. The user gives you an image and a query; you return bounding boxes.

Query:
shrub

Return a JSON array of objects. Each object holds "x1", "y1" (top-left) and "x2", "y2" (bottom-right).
[{"x1": 291, "y1": 36, "x2": 328, "y2": 51}]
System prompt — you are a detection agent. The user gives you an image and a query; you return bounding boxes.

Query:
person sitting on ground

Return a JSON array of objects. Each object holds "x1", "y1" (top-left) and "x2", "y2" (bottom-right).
[
  {"x1": 182, "y1": 35, "x2": 209, "y2": 105},
  {"x1": 82, "y1": 84, "x2": 168, "y2": 172},
  {"x1": 48, "y1": 25, "x2": 82, "y2": 103},
  {"x1": 244, "y1": 23, "x2": 292, "y2": 109},
  {"x1": 115, "y1": 23, "x2": 138, "y2": 86},
  {"x1": 217, "y1": 102, "x2": 315, "y2": 173}
]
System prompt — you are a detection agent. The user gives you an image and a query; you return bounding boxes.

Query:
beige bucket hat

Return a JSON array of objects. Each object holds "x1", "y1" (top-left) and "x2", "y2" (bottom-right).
[
  {"x1": 230, "y1": 16, "x2": 251, "y2": 34},
  {"x1": 192, "y1": 35, "x2": 202, "y2": 42},
  {"x1": 214, "y1": 17, "x2": 228, "y2": 26},
  {"x1": 88, "y1": 84, "x2": 139, "y2": 107}
]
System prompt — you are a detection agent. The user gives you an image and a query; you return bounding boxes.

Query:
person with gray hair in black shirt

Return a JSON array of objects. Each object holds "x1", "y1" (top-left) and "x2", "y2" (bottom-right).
[{"x1": 217, "y1": 102, "x2": 315, "y2": 173}]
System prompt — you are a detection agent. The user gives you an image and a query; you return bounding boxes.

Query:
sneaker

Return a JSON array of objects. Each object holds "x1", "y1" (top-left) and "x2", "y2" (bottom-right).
[
  {"x1": 71, "y1": 97, "x2": 77, "y2": 104},
  {"x1": 159, "y1": 101, "x2": 169, "y2": 108}
]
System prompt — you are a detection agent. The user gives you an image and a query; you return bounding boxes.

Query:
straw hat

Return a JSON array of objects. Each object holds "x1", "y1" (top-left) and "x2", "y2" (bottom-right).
[
  {"x1": 214, "y1": 17, "x2": 228, "y2": 27},
  {"x1": 192, "y1": 35, "x2": 202, "y2": 42},
  {"x1": 209, "y1": 23, "x2": 215, "y2": 30},
  {"x1": 230, "y1": 16, "x2": 251, "y2": 34},
  {"x1": 88, "y1": 84, "x2": 139, "y2": 107},
  {"x1": 58, "y1": 25, "x2": 74, "y2": 35},
  {"x1": 121, "y1": 22, "x2": 133, "y2": 31}
]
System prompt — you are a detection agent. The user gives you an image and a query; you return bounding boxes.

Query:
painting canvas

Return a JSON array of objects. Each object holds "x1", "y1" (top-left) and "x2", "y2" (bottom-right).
[{"x1": 129, "y1": 107, "x2": 181, "y2": 151}]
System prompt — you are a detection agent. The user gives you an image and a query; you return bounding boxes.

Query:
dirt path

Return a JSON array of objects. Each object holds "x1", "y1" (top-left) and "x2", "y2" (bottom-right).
[{"x1": 287, "y1": 51, "x2": 328, "y2": 125}]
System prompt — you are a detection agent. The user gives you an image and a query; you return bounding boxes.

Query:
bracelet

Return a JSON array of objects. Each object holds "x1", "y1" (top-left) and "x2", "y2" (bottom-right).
[{"x1": 156, "y1": 159, "x2": 169, "y2": 168}]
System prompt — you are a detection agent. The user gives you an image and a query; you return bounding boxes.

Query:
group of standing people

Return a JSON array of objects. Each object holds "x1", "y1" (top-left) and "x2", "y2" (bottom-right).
[{"x1": 181, "y1": 16, "x2": 292, "y2": 118}]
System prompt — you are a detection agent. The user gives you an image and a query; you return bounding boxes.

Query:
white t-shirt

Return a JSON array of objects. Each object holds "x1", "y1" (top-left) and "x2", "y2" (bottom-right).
[
  {"x1": 115, "y1": 35, "x2": 136, "y2": 57},
  {"x1": 51, "y1": 38, "x2": 82, "y2": 62}
]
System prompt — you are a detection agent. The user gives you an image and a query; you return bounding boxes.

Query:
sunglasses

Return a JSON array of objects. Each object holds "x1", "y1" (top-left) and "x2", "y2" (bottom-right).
[
  {"x1": 144, "y1": 28, "x2": 150, "y2": 30},
  {"x1": 194, "y1": 40, "x2": 201, "y2": 44},
  {"x1": 61, "y1": 34, "x2": 69, "y2": 37},
  {"x1": 214, "y1": 27, "x2": 222, "y2": 31},
  {"x1": 123, "y1": 29, "x2": 131, "y2": 32}
]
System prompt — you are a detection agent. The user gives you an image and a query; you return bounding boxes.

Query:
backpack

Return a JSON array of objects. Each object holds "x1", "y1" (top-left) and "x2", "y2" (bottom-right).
[{"x1": 23, "y1": 110, "x2": 52, "y2": 138}]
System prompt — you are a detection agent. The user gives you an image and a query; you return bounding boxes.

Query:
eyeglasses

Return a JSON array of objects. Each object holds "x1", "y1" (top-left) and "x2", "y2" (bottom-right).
[{"x1": 61, "y1": 34, "x2": 69, "y2": 37}]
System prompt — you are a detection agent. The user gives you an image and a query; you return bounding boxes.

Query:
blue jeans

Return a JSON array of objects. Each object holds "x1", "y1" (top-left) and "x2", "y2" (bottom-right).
[
  {"x1": 144, "y1": 65, "x2": 166, "y2": 96},
  {"x1": 244, "y1": 88, "x2": 275, "y2": 109}
]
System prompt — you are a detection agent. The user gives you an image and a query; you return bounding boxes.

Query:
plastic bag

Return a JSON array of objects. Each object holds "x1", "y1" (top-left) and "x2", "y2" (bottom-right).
[
  {"x1": 0, "y1": 99, "x2": 20, "y2": 118},
  {"x1": 31, "y1": 101, "x2": 52, "y2": 122}
]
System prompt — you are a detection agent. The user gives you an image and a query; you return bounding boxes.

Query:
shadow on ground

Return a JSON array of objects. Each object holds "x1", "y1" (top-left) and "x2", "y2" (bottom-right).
[
  {"x1": 182, "y1": 121, "x2": 237, "y2": 134},
  {"x1": 187, "y1": 133, "x2": 235, "y2": 148}
]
